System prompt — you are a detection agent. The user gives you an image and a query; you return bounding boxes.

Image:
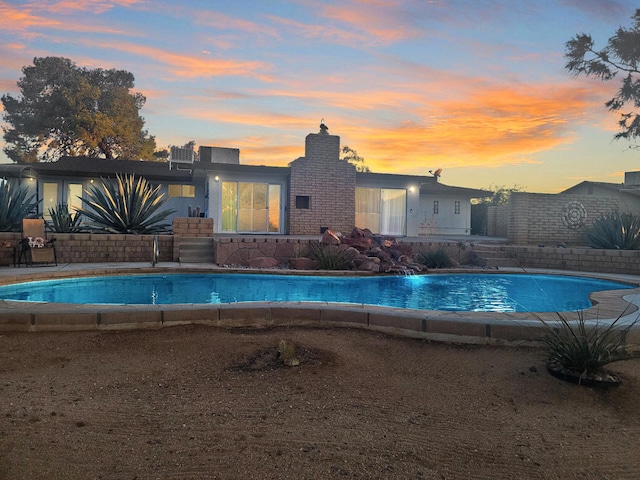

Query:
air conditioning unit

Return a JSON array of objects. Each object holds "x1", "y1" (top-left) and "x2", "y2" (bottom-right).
[{"x1": 169, "y1": 147, "x2": 195, "y2": 170}]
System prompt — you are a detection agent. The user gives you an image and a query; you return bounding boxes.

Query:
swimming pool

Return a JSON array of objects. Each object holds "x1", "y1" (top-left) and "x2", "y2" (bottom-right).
[{"x1": 0, "y1": 273, "x2": 633, "y2": 313}]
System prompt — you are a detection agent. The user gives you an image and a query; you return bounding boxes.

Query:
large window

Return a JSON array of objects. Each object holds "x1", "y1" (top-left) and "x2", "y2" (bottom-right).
[
  {"x1": 221, "y1": 181, "x2": 281, "y2": 233},
  {"x1": 67, "y1": 183, "x2": 83, "y2": 213},
  {"x1": 43, "y1": 182, "x2": 58, "y2": 219},
  {"x1": 356, "y1": 187, "x2": 406, "y2": 236},
  {"x1": 168, "y1": 184, "x2": 195, "y2": 198}
]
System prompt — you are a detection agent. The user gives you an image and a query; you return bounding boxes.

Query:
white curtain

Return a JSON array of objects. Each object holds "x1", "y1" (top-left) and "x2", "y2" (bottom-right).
[
  {"x1": 355, "y1": 188, "x2": 380, "y2": 232},
  {"x1": 380, "y1": 189, "x2": 406, "y2": 235}
]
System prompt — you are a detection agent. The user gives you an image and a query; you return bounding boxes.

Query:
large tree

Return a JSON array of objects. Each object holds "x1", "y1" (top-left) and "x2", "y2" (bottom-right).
[
  {"x1": 565, "y1": 9, "x2": 640, "y2": 145},
  {"x1": 1, "y1": 57, "x2": 156, "y2": 163},
  {"x1": 340, "y1": 145, "x2": 370, "y2": 172}
]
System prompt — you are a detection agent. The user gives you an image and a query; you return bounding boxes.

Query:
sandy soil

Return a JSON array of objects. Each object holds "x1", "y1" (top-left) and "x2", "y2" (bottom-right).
[{"x1": 1, "y1": 325, "x2": 639, "y2": 480}]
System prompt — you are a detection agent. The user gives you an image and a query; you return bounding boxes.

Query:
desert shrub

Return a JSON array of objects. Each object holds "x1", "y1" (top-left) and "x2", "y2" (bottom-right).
[
  {"x1": 47, "y1": 203, "x2": 84, "y2": 233},
  {"x1": 78, "y1": 173, "x2": 176, "y2": 234},
  {"x1": 416, "y1": 245, "x2": 454, "y2": 268},
  {"x1": 539, "y1": 310, "x2": 638, "y2": 382},
  {"x1": 0, "y1": 180, "x2": 38, "y2": 231},
  {"x1": 587, "y1": 212, "x2": 640, "y2": 250},
  {"x1": 306, "y1": 242, "x2": 355, "y2": 270},
  {"x1": 278, "y1": 340, "x2": 299, "y2": 366}
]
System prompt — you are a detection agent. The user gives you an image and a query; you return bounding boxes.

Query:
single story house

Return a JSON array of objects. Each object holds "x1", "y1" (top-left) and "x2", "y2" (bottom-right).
[{"x1": 0, "y1": 125, "x2": 490, "y2": 237}]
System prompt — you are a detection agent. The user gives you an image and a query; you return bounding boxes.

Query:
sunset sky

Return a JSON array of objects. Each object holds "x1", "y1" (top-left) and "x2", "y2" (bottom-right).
[{"x1": 1, "y1": 0, "x2": 639, "y2": 193}]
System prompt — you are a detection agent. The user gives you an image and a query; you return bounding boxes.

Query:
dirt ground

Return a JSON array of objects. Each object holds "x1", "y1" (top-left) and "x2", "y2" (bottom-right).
[{"x1": 1, "y1": 325, "x2": 639, "y2": 480}]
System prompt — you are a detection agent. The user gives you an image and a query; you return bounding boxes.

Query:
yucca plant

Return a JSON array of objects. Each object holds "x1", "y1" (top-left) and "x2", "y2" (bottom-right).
[
  {"x1": 416, "y1": 245, "x2": 454, "y2": 268},
  {"x1": 77, "y1": 173, "x2": 176, "y2": 234},
  {"x1": 587, "y1": 212, "x2": 640, "y2": 250},
  {"x1": 306, "y1": 242, "x2": 355, "y2": 270},
  {"x1": 47, "y1": 203, "x2": 84, "y2": 233},
  {"x1": 539, "y1": 309, "x2": 638, "y2": 386},
  {"x1": 0, "y1": 179, "x2": 38, "y2": 231}
]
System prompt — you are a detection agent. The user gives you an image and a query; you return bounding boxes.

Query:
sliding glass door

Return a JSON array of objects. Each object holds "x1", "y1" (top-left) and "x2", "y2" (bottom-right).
[
  {"x1": 221, "y1": 181, "x2": 281, "y2": 233},
  {"x1": 355, "y1": 187, "x2": 406, "y2": 236}
]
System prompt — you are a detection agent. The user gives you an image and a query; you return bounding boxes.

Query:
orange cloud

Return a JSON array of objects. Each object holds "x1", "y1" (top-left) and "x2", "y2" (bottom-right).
[
  {"x1": 157, "y1": 74, "x2": 604, "y2": 178},
  {"x1": 0, "y1": 1, "x2": 133, "y2": 35},
  {"x1": 79, "y1": 40, "x2": 272, "y2": 80}
]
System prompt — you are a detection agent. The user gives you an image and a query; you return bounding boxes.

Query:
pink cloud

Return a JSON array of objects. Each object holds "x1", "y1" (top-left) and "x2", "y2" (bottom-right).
[{"x1": 79, "y1": 39, "x2": 272, "y2": 80}]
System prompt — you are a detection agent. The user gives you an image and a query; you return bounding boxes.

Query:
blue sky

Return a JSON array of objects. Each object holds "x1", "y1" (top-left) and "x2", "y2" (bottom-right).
[{"x1": 1, "y1": 0, "x2": 638, "y2": 192}]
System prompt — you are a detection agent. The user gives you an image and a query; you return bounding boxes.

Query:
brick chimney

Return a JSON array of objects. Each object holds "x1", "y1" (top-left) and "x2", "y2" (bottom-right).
[{"x1": 288, "y1": 123, "x2": 356, "y2": 235}]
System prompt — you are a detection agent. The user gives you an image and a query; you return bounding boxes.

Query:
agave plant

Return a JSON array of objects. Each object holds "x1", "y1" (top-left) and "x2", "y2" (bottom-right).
[
  {"x1": 0, "y1": 179, "x2": 38, "y2": 231},
  {"x1": 47, "y1": 203, "x2": 84, "y2": 233},
  {"x1": 587, "y1": 212, "x2": 640, "y2": 250},
  {"x1": 306, "y1": 242, "x2": 355, "y2": 270},
  {"x1": 538, "y1": 309, "x2": 638, "y2": 385},
  {"x1": 416, "y1": 245, "x2": 454, "y2": 268},
  {"x1": 77, "y1": 173, "x2": 176, "y2": 234}
]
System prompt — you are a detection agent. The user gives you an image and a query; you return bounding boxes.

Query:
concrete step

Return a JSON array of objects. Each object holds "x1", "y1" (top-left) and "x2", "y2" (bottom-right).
[{"x1": 179, "y1": 237, "x2": 215, "y2": 263}]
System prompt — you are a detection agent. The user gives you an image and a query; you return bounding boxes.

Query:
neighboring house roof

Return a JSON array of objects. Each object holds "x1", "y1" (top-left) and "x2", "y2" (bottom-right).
[{"x1": 560, "y1": 181, "x2": 624, "y2": 195}]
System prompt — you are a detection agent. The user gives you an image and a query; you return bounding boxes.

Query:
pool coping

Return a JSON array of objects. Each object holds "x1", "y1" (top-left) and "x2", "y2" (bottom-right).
[{"x1": 0, "y1": 264, "x2": 639, "y2": 347}]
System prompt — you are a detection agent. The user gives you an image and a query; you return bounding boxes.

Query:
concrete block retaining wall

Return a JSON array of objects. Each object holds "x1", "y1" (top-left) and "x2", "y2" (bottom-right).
[
  {"x1": 502, "y1": 245, "x2": 640, "y2": 274},
  {"x1": 0, "y1": 232, "x2": 173, "y2": 265}
]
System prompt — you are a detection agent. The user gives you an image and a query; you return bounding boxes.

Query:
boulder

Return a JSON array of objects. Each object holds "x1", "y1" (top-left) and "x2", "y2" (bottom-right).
[
  {"x1": 341, "y1": 236, "x2": 372, "y2": 251},
  {"x1": 321, "y1": 229, "x2": 341, "y2": 245},
  {"x1": 357, "y1": 259, "x2": 380, "y2": 272}
]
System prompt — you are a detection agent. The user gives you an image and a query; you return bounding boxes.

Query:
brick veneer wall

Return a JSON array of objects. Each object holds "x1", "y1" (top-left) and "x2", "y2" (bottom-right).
[
  {"x1": 507, "y1": 192, "x2": 619, "y2": 245},
  {"x1": 288, "y1": 132, "x2": 356, "y2": 235},
  {"x1": 0, "y1": 232, "x2": 173, "y2": 265}
]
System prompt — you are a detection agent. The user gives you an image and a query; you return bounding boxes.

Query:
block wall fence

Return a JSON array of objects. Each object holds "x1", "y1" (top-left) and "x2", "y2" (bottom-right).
[{"x1": 488, "y1": 193, "x2": 620, "y2": 245}]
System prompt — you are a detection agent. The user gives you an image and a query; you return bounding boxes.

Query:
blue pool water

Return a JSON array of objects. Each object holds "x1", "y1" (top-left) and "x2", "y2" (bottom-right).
[{"x1": 0, "y1": 273, "x2": 633, "y2": 312}]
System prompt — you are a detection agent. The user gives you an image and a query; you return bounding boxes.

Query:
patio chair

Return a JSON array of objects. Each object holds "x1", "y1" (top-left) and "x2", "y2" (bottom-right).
[{"x1": 18, "y1": 218, "x2": 57, "y2": 266}]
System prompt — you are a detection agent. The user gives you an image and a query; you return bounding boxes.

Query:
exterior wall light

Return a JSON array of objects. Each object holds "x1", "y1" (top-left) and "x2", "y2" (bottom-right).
[
  {"x1": 409, "y1": 186, "x2": 416, "y2": 193},
  {"x1": 214, "y1": 175, "x2": 220, "y2": 182}
]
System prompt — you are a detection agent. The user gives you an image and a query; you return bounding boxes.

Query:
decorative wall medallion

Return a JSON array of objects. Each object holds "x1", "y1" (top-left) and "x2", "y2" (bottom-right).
[{"x1": 562, "y1": 201, "x2": 587, "y2": 229}]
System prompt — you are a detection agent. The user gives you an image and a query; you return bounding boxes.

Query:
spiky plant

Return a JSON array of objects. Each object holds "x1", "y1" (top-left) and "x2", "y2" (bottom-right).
[
  {"x1": 47, "y1": 203, "x2": 84, "y2": 233},
  {"x1": 587, "y1": 212, "x2": 640, "y2": 250},
  {"x1": 77, "y1": 173, "x2": 176, "y2": 234},
  {"x1": 306, "y1": 242, "x2": 355, "y2": 270},
  {"x1": 0, "y1": 180, "x2": 38, "y2": 231},
  {"x1": 539, "y1": 309, "x2": 638, "y2": 384},
  {"x1": 416, "y1": 245, "x2": 454, "y2": 268}
]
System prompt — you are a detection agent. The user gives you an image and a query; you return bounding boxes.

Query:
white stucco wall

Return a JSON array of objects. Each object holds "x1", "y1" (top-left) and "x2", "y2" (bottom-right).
[{"x1": 418, "y1": 194, "x2": 472, "y2": 236}]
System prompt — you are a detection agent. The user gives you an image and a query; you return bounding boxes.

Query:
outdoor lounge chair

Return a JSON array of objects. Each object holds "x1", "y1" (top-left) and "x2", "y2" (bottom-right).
[{"x1": 18, "y1": 218, "x2": 57, "y2": 266}]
